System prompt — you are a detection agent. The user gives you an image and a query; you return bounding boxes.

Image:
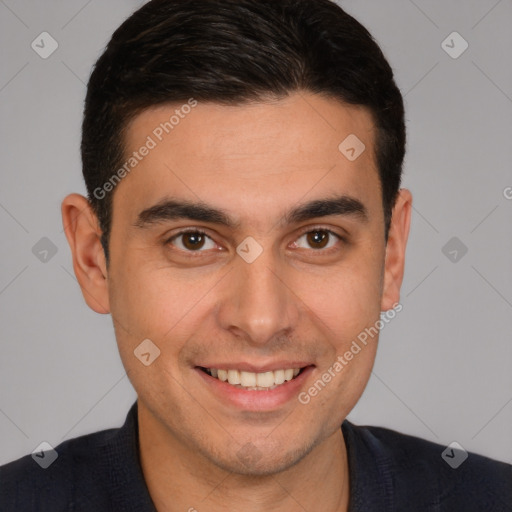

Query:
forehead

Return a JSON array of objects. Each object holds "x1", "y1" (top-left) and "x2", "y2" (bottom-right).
[{"x1": 114, "y1": 92, "x2": 381, "y2": 228}]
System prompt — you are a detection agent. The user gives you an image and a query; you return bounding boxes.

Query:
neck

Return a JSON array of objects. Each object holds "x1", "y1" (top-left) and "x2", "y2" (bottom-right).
[{"x1": 137, "y1": 404, "x2": 350, "y2": 512}]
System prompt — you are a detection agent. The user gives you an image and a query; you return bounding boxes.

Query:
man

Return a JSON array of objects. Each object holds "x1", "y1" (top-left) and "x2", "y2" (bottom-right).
[{"x1": 1, "y1": 0, "x2": 510, "y2": 510}]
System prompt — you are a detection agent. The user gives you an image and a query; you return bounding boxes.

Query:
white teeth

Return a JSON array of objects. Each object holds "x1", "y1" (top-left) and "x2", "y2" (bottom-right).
[
  {"x1": 256, "y1": 371, "x2": 275, "y2": 388},
  {"x1": 240, "y1": 371, "x2": 257, "y2": 387},
  {"x1": 227, "y1": 369, "x2": 241, "y2": 385},
  {"x1": 284, "y1": 369, "x2": 294, "y2": 381},
  {"x1": 206, "y1": 367, "x2": 302, "y2": 389},
  {"x1": 274, "y1": 369, "x2": 285, "y2": 385}
]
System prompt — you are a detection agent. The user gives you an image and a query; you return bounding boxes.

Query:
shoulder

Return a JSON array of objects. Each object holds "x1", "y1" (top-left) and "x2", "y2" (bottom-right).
[
  {"x1": 343, "y1": 421, "x2": 512, "y2": 510},
  {"x1": 0, "y1": 427, "x2": 119, "y2": 511},
  {"x1": 1, "y1": 402, "x2": 155, "y2": 512}
]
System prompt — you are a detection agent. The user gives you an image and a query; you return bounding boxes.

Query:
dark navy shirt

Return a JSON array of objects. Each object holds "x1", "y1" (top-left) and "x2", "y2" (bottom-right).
[{"x1": 1, "y1": 401, "x2": 511, "y2": 511}]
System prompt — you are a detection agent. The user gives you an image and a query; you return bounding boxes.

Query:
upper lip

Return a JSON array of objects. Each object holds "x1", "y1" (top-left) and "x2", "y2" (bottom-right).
[{"x1": 196, "y1": 362, "x2": 313, "y2": 373}]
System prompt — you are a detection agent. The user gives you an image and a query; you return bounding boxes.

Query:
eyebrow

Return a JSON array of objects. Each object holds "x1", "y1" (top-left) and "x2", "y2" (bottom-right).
[{"x1": 134, "y1": 194, "x2": 368, "y2": 230}]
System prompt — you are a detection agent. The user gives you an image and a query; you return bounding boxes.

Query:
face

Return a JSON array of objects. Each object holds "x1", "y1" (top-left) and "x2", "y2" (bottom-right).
[{"x1": 64, "y1": 91, "x2": 410, "y2": 476}]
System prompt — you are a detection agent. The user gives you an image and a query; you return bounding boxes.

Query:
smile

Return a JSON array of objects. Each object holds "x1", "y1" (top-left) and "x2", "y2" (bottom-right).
[
  {"x1": 195, "y1": 364, "x2": 314, "y2": 411},
  {"x1": 200, "y1": 367, "x2": 302, "y2": 390}
]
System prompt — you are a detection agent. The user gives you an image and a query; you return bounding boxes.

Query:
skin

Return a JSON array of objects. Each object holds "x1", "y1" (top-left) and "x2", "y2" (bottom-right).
[{"x1": 62, "y1": 91, "x2": 412, "y2": 512}]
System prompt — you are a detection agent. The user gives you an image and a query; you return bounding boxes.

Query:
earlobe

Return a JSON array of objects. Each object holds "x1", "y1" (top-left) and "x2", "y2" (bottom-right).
[
  {"x1": 61, "y1": 193, "x2": 110, "y2": 314},
  {"x1": 381, "y1": 188, "x2": 412, "y2": 311}
]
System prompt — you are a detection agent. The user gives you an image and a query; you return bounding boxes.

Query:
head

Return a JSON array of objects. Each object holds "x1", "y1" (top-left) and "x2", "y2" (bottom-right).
[{"x1": 63, "y1": 0, "x2": 411, "y2": 477}]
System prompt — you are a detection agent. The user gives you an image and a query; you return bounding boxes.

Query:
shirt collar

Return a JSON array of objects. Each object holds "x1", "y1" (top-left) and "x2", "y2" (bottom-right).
[
  {"x1": 106, "y1": 400, "x2": 157, "y2": 511},
  {"x1": 342, "y1": 419, "x2": 395, "y2": 511}
]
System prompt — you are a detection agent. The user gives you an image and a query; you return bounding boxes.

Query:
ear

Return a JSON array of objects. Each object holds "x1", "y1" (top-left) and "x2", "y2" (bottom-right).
[
  {"x1": 381, "y1": 188, "x2": 412, "y2": 311},
  {"x1": 61, "y1": 193, "x2": 110, "y2": 314}
]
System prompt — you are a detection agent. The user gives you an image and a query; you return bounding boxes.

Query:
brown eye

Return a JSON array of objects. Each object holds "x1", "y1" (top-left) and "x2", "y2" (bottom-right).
[
  {"x1": 169, "y1": 230, "x2": 216, "y2": 252},
  {"x1": 294, "y1": 229, "x2": 342, "y2": 251},
  {"x1": 182, "y1": 232, "x2": 205, "y2": 250},
  {"x1": 306, "y1": 230, "x2": 329, "y2": 249}
]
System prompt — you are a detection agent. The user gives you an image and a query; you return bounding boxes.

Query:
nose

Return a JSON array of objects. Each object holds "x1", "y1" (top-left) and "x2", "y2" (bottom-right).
[{"x1": 216, "y1": 245, "x2": 300, "y2": 346}]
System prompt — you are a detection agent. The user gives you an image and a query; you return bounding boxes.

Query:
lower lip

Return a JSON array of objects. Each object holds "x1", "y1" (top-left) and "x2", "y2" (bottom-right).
[{"x1": 194, "y1": 366, "x2": 315, "y2": 411}]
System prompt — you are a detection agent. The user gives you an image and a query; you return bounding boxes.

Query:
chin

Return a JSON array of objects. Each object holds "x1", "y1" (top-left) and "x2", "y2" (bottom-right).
[{"x1": 204, "y1": 436, "x2": 320, "y2": 477}]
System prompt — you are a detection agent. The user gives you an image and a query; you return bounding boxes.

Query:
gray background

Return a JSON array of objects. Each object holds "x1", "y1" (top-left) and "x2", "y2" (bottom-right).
[{"x1": 0, "y1": 0, "x2": 511, "y2": 466}]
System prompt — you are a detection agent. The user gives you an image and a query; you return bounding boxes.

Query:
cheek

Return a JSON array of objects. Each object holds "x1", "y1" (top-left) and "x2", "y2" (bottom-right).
[
  {"x1": 297, "y1": 251, "x2": 383, "y2": 405},
  {"x1": 304, "y1": 255, "x2": 384, "y2": 337},
  {"x1": 107, "y1": 256, "x2": 229, "y2": 388},
  {"x1": 107, "y1": 262, "x2": 206, "y2": 397},
  {"x1": 108, "y1": 255, "x2": 209, "y2": 340}
]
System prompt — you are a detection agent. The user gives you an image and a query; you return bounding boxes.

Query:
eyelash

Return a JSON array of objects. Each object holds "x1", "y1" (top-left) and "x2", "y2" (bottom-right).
[{"x1": 165, "y1": 226, "x2": 346, "y2": 256}]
